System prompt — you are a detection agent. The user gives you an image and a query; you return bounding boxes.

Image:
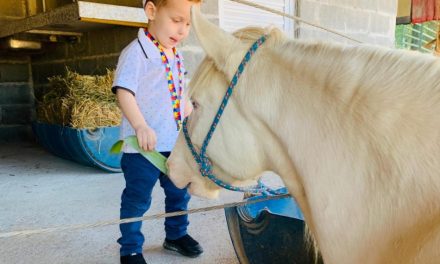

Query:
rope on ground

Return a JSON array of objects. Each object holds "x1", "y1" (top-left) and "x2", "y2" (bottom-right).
[
  {"x1": 0, "y1": 194, "x2": 290, "y2": 239},
  {"x1": 229, "y1": 0, "x2": 363, "y2": 44}
]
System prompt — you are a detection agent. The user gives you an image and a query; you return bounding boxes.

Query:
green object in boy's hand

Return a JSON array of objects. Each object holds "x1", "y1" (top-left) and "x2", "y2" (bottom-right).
[{"x1": 111, "y1": 136, "x2": 168, "y2": 175}]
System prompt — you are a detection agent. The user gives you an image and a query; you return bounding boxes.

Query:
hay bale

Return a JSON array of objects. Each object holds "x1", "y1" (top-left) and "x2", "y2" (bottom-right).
[
  {"x1": 70, "y1": 99, "x2": 121, "y2": 129},
  {"x1": 36, "y1": 69, "x2": 121, "y2": 128}
]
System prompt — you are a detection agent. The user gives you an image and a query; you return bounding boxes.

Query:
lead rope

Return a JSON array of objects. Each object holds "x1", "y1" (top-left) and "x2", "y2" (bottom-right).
[{"x1": 0, "y1": 194, "x2": 290, "y2": 238}]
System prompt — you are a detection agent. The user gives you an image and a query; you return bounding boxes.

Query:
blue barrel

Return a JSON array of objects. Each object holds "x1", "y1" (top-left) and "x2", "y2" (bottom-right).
[
  {"x1": 32, "y1": 122, "x2": 122, "y2": 172},
  {"x1": 225, "y1": 189, "x2": 323, "y2": 264}
]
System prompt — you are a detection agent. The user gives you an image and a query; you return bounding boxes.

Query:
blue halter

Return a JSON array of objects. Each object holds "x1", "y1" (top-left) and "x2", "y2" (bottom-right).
[{"x1": 183, "y1": 35, "x2": 282, "y2": 196}]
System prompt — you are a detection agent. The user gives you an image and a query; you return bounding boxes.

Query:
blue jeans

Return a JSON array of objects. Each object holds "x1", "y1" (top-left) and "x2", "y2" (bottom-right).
[{"x1": 118, "y1": 153, "x2": 190, "y2": 256}]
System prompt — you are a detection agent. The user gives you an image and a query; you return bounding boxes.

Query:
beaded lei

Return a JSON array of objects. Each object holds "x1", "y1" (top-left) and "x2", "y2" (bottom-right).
[{"x1": 145, "y1": 29, "x2": 183, "y2": 130}]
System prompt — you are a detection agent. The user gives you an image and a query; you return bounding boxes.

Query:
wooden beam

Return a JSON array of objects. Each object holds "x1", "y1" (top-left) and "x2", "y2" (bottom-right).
[{"x1": 0, "y1": 1, "x2": 148, "y2": 39}]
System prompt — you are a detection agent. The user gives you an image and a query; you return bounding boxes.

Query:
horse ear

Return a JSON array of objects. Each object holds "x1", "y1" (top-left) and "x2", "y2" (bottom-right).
[{"x1": 191, "y1": 6, "x2": 243, "y2": 79}]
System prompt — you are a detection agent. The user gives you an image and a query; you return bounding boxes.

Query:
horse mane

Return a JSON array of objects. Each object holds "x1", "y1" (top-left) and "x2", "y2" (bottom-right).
[
  {"x1": 192, "y1": 24, "x2": 440, "y2": 109},
  {"x1": 233, "y1": 25, "x2": 440, "y2": 104},
  {"x1": 242, "y1": 27, "x2": 440, "y2": 156},
  {"x1": 279, "y1": 33, "x2": 440, "y2": 111}
]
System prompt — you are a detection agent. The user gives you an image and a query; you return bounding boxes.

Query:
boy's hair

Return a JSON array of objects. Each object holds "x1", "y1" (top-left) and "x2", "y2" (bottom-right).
[{"x1": 143, "y1": 0, "x2": 201, "y2": 8}]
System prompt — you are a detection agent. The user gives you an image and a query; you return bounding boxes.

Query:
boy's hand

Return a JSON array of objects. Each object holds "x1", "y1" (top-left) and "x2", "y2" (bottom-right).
[{"x1": 135, "y1": 125, "x2": 157, "y2": 152}]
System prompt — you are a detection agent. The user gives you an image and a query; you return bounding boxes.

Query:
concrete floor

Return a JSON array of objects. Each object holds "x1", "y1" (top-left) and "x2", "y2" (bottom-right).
[{"x1": 0, "y1": 141, "x2": 246, "y2": 264}]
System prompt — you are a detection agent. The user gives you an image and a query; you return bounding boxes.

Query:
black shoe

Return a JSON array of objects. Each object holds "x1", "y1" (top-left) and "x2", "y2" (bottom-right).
[
  {"x1": 120, "y1": 253, "x2": 147, "y2": 264},
  {"x1": 163, "y1": 234, "x2": 204, "y2": 258}
]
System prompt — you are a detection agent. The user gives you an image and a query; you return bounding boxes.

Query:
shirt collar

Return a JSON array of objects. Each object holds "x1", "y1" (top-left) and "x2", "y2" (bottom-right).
[
  {"x1": 137, "y1": 28, "x2": 162, "y2": 59},
  {"x1": 137, "y1": 28, "x2": 184, "y2": 62}
]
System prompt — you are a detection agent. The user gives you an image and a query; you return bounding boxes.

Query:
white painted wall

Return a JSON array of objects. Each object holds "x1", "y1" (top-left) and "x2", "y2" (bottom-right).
[{"x1": 219, "y1": 0, "x2": 296, "y2": 37}]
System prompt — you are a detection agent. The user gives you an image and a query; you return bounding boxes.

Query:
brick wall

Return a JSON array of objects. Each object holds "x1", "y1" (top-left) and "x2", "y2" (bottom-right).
[
  {"x1": 299, "y1": 0, "x2": 398, "y2": 46},
  {"x1": 0, "y1": 54, "x2": 34, "y2": 141},
  {"x1": 31, "y1": 26, "x2": 137, "y2": 88}
]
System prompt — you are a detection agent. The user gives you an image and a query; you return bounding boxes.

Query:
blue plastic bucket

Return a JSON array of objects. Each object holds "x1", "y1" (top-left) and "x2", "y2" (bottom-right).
[
  {"x1": 225, "y1": 189, "x2": 323, "y2": 264},
  {"x1": 32, "y1": 122, "x2": 122, "y2": 172}
]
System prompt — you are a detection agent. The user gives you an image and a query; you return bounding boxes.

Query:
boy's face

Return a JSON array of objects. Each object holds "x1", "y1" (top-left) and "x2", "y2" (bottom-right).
[{"x1": 146, "y1": 0, "x2": 196, "y2": 50}]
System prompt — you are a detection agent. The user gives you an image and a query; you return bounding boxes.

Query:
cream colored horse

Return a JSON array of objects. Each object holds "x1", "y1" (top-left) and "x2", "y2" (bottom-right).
[{"x1": 168, "y1": 8, "x2": 440, "y2": 264}]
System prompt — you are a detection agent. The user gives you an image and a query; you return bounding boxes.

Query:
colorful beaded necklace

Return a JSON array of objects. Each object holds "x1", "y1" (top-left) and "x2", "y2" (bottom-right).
[{"x1": 145, "y1": 29, "x2": 183, "y2": 130}]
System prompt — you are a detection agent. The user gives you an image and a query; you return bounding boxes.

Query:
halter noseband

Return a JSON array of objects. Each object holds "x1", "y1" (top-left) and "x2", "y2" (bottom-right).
[{"x1": 183, "y1": 34, "x2": 282, "y2": 195}]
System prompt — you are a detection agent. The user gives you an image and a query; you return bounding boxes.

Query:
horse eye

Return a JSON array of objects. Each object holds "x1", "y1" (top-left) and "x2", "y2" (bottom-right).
[{"x1": 192, "y1": 101, "x2": 199, "y2": 110}]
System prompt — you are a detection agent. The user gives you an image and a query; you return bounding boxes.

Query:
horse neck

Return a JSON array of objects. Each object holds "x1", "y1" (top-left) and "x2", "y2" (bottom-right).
[
  {"x1": 251, "y1": 39, "x2": 365, "y2": 175},
  {"x1": 280, "y1": 47, "x2": 366, "y2": 260},
  {"x1": 244, "y1": 40, "x2": 383, "y2": 261}
]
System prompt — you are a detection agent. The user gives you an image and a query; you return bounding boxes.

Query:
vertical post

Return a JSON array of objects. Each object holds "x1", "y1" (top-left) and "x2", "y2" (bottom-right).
[
  {"x1": 294, "y1": 0, "x2": 300, "y2": 39},
  {"x1": 26, "y1": 0, "x2": 44, "y2": 16}
]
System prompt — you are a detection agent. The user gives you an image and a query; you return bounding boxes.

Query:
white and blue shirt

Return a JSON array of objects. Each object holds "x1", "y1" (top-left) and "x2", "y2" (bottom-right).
[{"x1": 113, "y1": 29, "x2": 187, "y2": 152}]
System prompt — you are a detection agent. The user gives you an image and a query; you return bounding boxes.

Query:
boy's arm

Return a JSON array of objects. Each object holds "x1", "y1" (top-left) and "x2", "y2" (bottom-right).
[{"x1": 116, "y1": 88, "x2": 157, "y2": 151}]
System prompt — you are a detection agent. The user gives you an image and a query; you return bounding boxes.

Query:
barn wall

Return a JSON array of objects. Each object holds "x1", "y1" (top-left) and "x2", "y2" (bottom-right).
[
  {"x1": 299, "y1": 0, "x2": 398, "y2": 46},
  {"x1": 0, "y1": 54, "x2": 34, "y2": 141}
]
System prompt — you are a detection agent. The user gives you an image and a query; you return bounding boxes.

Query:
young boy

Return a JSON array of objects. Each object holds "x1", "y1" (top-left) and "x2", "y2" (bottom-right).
[{"x1": 112, "y1": 0, "x2": 202, "y2": 263}]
